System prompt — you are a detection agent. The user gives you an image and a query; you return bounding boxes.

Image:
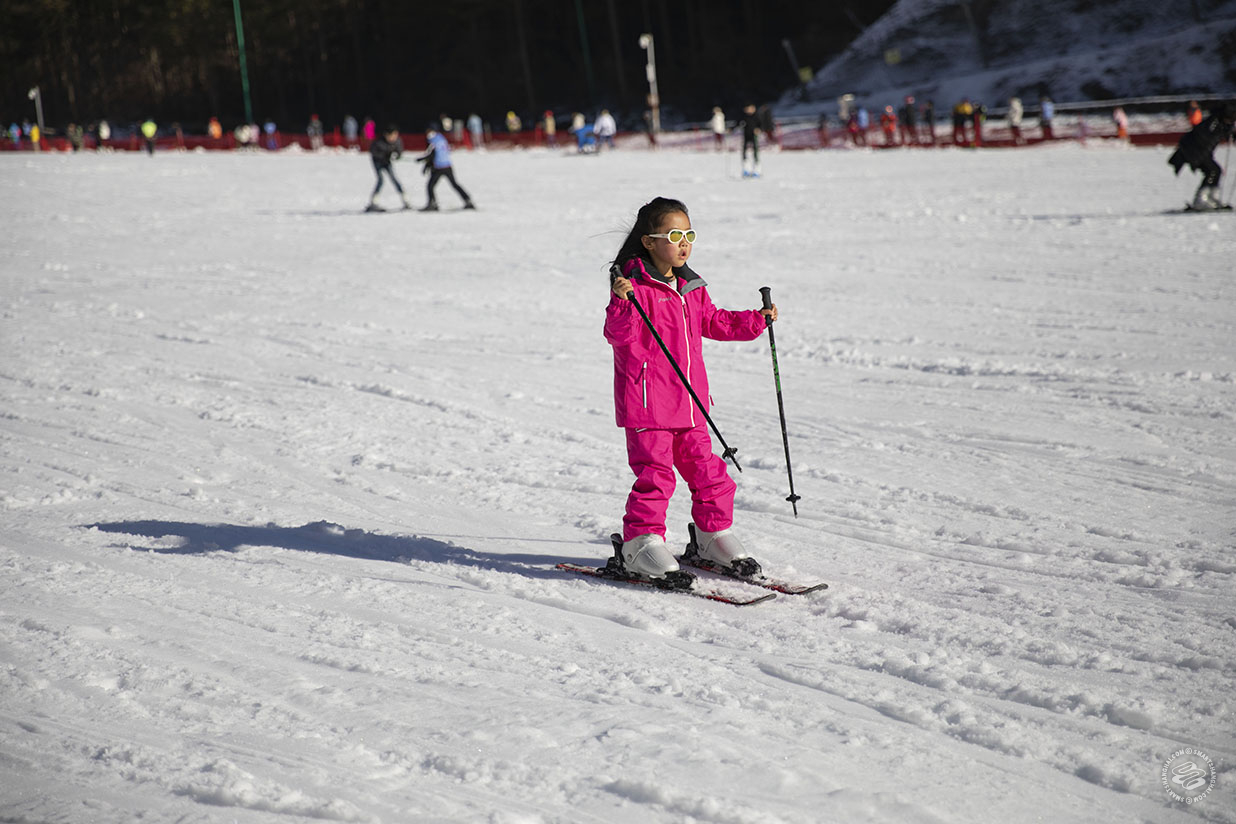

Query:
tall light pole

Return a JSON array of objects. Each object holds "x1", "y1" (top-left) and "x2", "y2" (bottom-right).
[
  {"x1": 232, "y1": 0, "x2": 254, "y2": 124},
  {"x1": 639, "y1": 33, "x2": 660, "y2": 134},
  {"x1": 27, "y1": 86, "x2": 45, "y2": 140}
]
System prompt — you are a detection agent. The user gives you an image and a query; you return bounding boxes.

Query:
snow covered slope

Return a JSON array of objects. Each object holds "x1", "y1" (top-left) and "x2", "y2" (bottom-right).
[
  {"x1": 786, "y1": 0, "x2": 1236, "y2": 111},
  {"x1": 2, "y1": 143, "x2": 1234, "y2": 823}
]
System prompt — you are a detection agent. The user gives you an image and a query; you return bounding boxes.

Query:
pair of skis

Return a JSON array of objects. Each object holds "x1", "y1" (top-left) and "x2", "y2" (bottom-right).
[{"x1": 556, "y1": 531, "x2": 827, "y2": 606}]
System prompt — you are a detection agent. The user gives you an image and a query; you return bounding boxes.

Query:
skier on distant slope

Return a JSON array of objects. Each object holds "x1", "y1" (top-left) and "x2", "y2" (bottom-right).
[
  {"x1": 417, "y1": 124, "x2": 475, "y2": 211},
  {"x1": 366, "y1": 125, "x2": 410, "y2": 212},
  {"x1": 603, "y1": 196, "x2": 776, "y2": 580},
  {"x1": 739, "y1": 104, "x2": 762, "y2": 176},
  {"x1": 1168, "y1": 102, "x2": 1235, "y2": 211}
]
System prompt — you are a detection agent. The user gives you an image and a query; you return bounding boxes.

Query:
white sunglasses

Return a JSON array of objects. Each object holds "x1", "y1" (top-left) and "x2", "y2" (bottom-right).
[{"x1": 646, "y1": 229, "x2": 697, "y2": 244}]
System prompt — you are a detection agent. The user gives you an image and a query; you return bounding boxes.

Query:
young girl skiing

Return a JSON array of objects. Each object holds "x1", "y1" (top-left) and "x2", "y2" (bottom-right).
[{"x1": 605, "y1": 197, "x2": 776, "y2": 579}]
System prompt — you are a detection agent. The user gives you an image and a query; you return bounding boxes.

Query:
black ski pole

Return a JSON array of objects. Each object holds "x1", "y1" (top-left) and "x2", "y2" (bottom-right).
[
  {"x1": 624, "y1": 286, "x2": 742, "y2": 472},
  {"x1": 760, "y1": 286, "x2": 800, "y2": 516}
]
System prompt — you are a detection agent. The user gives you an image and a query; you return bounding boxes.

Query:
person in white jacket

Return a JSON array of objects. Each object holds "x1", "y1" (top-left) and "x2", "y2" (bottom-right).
[
  {"x1": 1008, "y1": 96, "x2": 1024, "y2": 144},
  {"x1": 709, "y1": 107, "x2": 726, "y2": 150},
  {"x1": 594, "y1": 109, "x2": 617, "y2": 150}
]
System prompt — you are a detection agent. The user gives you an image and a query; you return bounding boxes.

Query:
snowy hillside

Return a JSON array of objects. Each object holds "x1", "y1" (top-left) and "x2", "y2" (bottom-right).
[
  {"x1": 2, "y1": 143, "x2": 1234, "y2": 823},
  {"x1": 784, "y1": 0, "x2": 1236, "y2": 113}
]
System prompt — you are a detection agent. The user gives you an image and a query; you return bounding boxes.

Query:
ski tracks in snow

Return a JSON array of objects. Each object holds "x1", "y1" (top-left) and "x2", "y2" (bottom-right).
[{"x1": 2, "y1": 148, "x2": 1233, "y2": 823}]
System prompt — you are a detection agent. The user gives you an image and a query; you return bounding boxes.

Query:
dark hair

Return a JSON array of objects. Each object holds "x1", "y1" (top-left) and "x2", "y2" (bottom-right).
[{"x1": 611, "y1": 197, "x2": 689, "y2": 273}]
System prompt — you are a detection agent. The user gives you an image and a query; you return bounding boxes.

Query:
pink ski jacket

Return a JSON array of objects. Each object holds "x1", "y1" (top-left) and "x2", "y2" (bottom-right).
[{"x1": 604, "y1": 257, "x2": 767, "y2": 430}]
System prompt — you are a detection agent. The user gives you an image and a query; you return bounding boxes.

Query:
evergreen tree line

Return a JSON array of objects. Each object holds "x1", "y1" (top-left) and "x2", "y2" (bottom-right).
[{"x1": 0, "y1": 0, "x2": 888, "y2": 134}]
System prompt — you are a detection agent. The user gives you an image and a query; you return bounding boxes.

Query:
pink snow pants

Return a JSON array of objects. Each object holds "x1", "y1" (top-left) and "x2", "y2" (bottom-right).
[{"x1": 622, "y1": 424, "x2": 736, "y2": 541}]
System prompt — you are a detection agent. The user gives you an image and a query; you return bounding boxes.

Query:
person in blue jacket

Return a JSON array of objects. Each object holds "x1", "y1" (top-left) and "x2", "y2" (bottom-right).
[{"x1": 417, "y1": 125, "x2": 475, "y2": 211}]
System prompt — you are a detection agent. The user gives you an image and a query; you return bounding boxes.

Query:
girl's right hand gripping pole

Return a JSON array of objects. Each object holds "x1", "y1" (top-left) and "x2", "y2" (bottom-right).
[{"x1": 761, "y1": 286, "x2": 800, "y2": 516}]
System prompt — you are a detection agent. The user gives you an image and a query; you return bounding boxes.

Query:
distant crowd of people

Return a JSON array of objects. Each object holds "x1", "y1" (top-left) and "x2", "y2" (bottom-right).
[
  {"x1": 815, "y1": 94, "x2": 1117, "y2": 148},
  {"x1": 0, "y1": 108, "x2": 654, "y2": 154},
  {"x1": 2, "y1": 97, "x2": 1219, "y2": 156}
]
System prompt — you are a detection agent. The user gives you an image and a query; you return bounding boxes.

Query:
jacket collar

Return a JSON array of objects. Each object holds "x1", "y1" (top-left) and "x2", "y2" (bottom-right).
[{"x1": 617, "y1": 257, "x2": 708, "y2": 294}]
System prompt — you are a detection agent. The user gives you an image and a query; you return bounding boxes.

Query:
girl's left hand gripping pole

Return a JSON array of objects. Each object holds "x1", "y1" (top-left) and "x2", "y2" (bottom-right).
[
  {"x1": 761, "y1": 286, "x2": 800, "y2": 516},
  {"x1": 615, "y1": 267, "x2": 742, "y2": 472}
]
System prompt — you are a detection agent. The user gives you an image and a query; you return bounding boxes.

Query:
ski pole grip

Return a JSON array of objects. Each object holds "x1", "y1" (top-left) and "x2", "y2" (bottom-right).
[{"x1": 760, "y1": 286, "x2": 773, "y2": 323}]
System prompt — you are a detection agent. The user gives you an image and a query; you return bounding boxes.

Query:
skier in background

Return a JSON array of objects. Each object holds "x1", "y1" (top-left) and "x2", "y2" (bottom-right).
[
  {"x1": 543, "y1": 110, "x2": 558, "y2": 148},
  {"x1": 855, "y1": 107, "x2": 870, "y2": 144},
  {"x1": 1112, "y1": 106, "x2": 1129, "y2": 140},
  {"x1": 595, "y1": 109, "x2": 617, "y2": 150},
  {"x1": 466, "y1": 113, "x2": 483, "y2": 149},
  {"x1": 1168, "y1": 102, "x2": 1235, "y2": 210},
  {"x1": 899, "y1": 96, "x2": 918, "y2": 145},
  {"x1": 952, "y1": 99, "x2": 971, "y2": 145},
  {"x1": 1008, "y1": 96, "x2": 1024, "y2": 144},
  {"x1": 418, "y1": 124, "x2": 475, "y2": 211},
  {"x1": 739, "y1": 103, "x2": 761, "y2": 176},
  {"x1": 880, "y1": 105, "x2": 897, "y2": 146},
  {"x1": 971, "y1": 101, "x2": 986, "y2": 147},
  {"x1": 1039, "y1": 96, "x2": 1055, "y2": 140},
  {"x1": 307, "y1": 114, "x2": 324, "y2": 150},
  {"x1": 710, "y1": 107, "x2": 726, "y2": 150},
  {"x1": 365, "y1": 125, "x2": 410, "y2": 212},
  {"x1": 67, "y1": 123, "x2": 84, "y2": 151},
  {"x1": 140, "y1": 118, "x2": 157, "y2": 155}
]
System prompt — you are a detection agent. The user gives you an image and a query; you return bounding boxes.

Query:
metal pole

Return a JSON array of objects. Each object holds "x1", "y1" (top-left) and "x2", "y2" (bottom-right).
[
  {"x1": 1224, "y1": 136, "x2": 1235, "y2": 206},
  {"x1": 760, "y1": 287, "x2": 800, "y2": 516},
  {"x1": 639, "y1": 33, "x2": 660, "y2": 134},
  {"x1": 27, "y1": 86, "x2": 45, "y2": 142},
  {"x1": 232, "y1": 0, "x2": 254, "y2": 125},
  {"x1": 573, "y1": 0, "x2": 598, "y2": 104}
]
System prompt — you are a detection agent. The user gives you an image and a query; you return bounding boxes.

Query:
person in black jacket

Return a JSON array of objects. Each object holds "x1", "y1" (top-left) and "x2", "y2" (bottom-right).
[
  {"x1": 739, "y1": 104, "x2": 761, "y2": 178},
  {"x1": 1169, "y1": 103, "x2": 1235, "y2": 210},
  {"x1": 366, "y1": 125, "x2": 410, "y2": 212}
]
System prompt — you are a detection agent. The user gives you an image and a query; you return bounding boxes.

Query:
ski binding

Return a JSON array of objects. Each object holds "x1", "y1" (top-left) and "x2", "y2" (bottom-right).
[
  {"x1": 556, "y1": 534, "x2": 775, "y2": 606},
  {"x1": 678, "y1": 524, "x2": 829, "y2": 595}
]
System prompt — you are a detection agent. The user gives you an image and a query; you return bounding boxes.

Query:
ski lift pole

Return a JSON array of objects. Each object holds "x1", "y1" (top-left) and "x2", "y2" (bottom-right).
[
  {"x1": 624, "y1": 286, "x2": 741, "y2": 472},
  {"x1": 760, "y1": 286, "x2": 800, "y2": 516},
  {"x1": 1225, "y1": 136, "x2": 1235, "y2": 205}
]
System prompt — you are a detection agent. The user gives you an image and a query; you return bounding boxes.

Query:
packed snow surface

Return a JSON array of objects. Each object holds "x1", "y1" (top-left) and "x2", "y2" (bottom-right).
[{"x1": 2, "y1": 142, "x2": 1234, "y2": 824}]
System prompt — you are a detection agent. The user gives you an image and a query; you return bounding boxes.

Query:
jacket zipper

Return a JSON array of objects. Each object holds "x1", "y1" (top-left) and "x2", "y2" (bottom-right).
[{"x1": 645, "y1": 275, "x2": 695, "y2": 426}]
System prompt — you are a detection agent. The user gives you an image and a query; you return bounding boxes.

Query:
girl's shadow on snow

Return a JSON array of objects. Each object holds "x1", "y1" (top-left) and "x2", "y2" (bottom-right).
[{"x1": 88, "y1": 520, "x2": 599, "y2": 581}]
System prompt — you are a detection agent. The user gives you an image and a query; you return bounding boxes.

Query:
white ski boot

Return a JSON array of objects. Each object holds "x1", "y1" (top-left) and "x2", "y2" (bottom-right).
[
  {"x1": 691, "y1": 526, "x2": 751, "y2": 566},
  {"x1": 621, "y1": 534, "x2": 680, "y2": 578},
  {"x1": 1192, "y1": 185, "x2": 1223, "y2": 211},
  {"x1": 686, "y1": 524, "x2": 762, "y2": 578}
]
